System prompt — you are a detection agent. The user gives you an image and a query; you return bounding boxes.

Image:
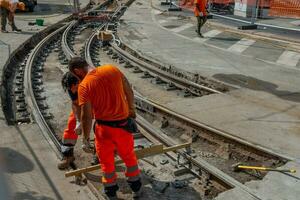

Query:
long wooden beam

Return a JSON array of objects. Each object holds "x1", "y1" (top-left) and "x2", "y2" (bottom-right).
[{"x1": 65, "y1": 142, "x2": 191, "y2": 178}]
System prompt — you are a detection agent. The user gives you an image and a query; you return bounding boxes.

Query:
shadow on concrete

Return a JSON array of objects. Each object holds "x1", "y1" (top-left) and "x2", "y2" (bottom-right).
[
  {"x1": 279, "y1": 172, "x2": 300, "y2": 181},
  {"x1": 213, "y1": 73, "x2": 300, "y2": 103},
  {"x1": 14, "y1": 126, "x2": 63, "y2": 200},
  {"x1": 0, "y1": 147, "x2": 34, "y2": 174},
  {"x1": 13, "y1": 31, "x2": 35, "y2": 36},
  {"x1": 14, "y1": 191, "x2": 54, "y2": 200},
  {"x1": 209, "y1": 37, "x2": 240, "y2": 42}
]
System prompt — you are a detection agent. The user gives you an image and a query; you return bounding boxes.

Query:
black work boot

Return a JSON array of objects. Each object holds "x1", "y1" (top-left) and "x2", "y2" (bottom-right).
[
  {"x1": 104, "y1": 184, "x2": 119, "y2": 200},
  {"x1": 11, "y1": 23, "x2": 21, "y2": 32},
  {"x1": 127, "y1": 178, "x2": 142, "y2": 198},
  {"x1": 12, "y1": 27, "x2": 22, "y2": 33}
]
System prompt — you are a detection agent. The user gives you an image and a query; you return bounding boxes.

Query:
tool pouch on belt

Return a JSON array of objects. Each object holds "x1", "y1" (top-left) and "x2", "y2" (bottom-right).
[{"x1": 96, "y1": 118, "x2": 139, "y2": 133}]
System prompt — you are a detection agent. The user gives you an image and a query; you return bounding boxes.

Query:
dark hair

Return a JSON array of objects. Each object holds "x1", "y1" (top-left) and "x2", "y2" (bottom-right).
[
  {"x1": 68, "y1": 57, "x2": 88, "y2": 71},
  {"x1": 61, "y1": 72, "x2": 78, "y2": 91}
]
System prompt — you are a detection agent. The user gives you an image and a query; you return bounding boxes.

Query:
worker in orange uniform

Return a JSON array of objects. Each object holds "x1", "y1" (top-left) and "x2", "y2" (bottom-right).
[
  {"x1": 68, "y1": 57, "x2": 141, "y2": 199},
  {"x1": 0, "y1": 0, "x2": 25, "y2": 33},
  {"x1": 58, "y1": 72, "x2": 81, "y2": 169},
  {"x1": 58, "y1": 72, "x2": 99, "y2": 169},
  {"x1": 194, "y1": 0, "x2": 207, "y2": 37}
]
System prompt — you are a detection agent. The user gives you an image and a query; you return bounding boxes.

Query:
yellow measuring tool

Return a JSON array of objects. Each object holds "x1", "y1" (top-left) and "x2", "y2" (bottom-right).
[{"x1": 236, "y1": 165, "x2": 296, "y2": 173}]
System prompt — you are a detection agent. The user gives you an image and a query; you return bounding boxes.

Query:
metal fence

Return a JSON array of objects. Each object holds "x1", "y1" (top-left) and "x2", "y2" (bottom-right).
[
  {"x1": 269, "y1": 0, "x2": 300, "y2": 18},
  {"x1": 179, "y1": 0, "x2": 300, "y2": 18}
]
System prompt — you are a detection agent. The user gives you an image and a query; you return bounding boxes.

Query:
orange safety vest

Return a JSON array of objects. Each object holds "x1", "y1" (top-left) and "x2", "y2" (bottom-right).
[
  {"x1": 194, "y1": 0, "x2": 207, "y2": 17},
  {"x1": 0, "y1": 0, "x2": 10, "y2": 10},
  {"x1": 78, "y1": 65, "x2": 129, "y2": 121}
]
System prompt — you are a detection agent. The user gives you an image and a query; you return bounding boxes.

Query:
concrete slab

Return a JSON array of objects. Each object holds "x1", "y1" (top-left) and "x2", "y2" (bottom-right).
[
  {"x1": 120, "y1": 0, "x2": 300, "y2": 89},
  {"x1": 165, "y1": 89, "x2": 300, "y2": 159},
  {"x1": 119, "y1": 0, "x2": 300, "y2": 160},
  {"x1": 215, "y1": 161, "x2": 300, "y2": 200},
  {"x1": 1, "y1": 124, "x2": 97, "y2": 200}
]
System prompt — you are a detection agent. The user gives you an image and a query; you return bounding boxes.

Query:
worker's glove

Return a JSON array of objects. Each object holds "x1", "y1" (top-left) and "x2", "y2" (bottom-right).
[
  {"x1": 199, "y1": 12, "x2": 204, "y2": 17},
  {"x1": 82, "y1": 138, "x2": 94, "y2": 153},
  {"x1": 74, "y1": 119, "x2": 82, "y2": 135}
]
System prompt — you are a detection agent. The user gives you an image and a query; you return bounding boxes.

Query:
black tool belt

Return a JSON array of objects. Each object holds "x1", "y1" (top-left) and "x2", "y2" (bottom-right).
[{"x1": 96, "y1": 118, "x2": 139, "y2": 133}]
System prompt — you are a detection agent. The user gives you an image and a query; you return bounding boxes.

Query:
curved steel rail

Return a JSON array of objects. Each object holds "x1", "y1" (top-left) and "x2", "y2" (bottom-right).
[
  {"x1": 24, "y1": 24, "x2": 69, "y2": 157},
  {"x1": 110, "y1": 42, "x2": 223, "y2": 95},
  {"x1": 83, "y1": 1, "x2": 266, "y2": 198},
  {"x1": 62, "y1": 20, "x2": 78, "y2": 60},
  {"x1": 134, "y1": 93, "x2": 293, "y2": 161},
  {"x1": 85, "y1": 5, "x2": 128, "y2": 67},
  {"x1": 85, "y1": 26, "x2": 106, "y2": 67},
  {"x1": 85, "y1": 29, "x2": 266, "y2": 200}
]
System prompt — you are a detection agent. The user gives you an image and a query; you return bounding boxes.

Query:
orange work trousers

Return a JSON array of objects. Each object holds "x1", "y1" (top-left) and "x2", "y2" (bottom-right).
[
  {"x1": 94, "y1": 124, "x2": 140, "y2": 187},
  {"x1": 61, "y1": 112, "x2": 78, "y2": 157}
]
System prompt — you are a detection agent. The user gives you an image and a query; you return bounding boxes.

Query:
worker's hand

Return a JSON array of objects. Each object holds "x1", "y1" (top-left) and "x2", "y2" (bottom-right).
[
  {"x1": 129, "y1": 108, "x2": 136, "y2": 119},
  {"x1": 199, "y1": 12, "x2": 204, "y2": 17},
  {"x1": 74, "y1": 119, "x2": 82, "y2": 135},
  {"x1": 82, "y1": 138, "x2": 94, "y2": 153}
]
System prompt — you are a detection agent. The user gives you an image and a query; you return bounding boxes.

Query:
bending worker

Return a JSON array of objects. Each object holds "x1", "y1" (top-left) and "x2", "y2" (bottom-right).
[
  {"x1": 68, "y1": 57, "x2": 142, "y2": 199},
  {"x1": 0, "y1": 0, "x2": 24, "y2": 33},
  {"x1": 194, "y1": 0, "x2": 207, "y2": 37},
  {"x1": 58, "y1": 72, "x2": 81, "y2": 170},
  {"x1": 58, "y1": 72, "x2": 99, "y2": 169}
]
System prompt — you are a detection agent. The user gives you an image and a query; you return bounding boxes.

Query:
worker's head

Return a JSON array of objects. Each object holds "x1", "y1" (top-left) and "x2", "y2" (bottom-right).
[
  {"x1": 68, "y1": 57, "x2": 90, "y2": 80},
  {"x1": 61, "y1": 72, "x2": 79, "y2": 93},
  {"x1": 17, "y1": 2, "x2": 26, "y2": 11}
]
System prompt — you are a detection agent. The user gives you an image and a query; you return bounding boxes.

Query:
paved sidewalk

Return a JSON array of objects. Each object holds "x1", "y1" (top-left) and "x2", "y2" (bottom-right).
[
  {"x1": 153, "y1": 0, "x2": 300, "y2": 44},
  {"x1": 0, "y1": 1, "x2": 99, "y2": 199},
  {"x1": 120, "y1": 0, "x2": 300, "y2": 159},
  {"x1": 119, "y1": 1, "x2": 300, "y2": 198}
]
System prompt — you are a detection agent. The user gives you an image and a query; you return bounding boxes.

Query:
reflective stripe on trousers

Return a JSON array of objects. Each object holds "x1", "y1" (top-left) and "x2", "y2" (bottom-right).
[
  {"x1": 126, "y1": 165, "x2": 140, "y2": 178},
  {"x1": 62, "y1": 138, "x2": 77, "y2": 146},
  {"x1": 102, "y1": 171, "x2": 117, "y2": 186}
]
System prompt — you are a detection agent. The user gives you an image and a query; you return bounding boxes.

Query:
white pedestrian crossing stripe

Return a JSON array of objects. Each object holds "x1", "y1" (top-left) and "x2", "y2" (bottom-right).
[
  {"x1": 167, "y1": 16, "x2": 179, "y2": 20},
  {"x1": 277, "y1": 50, "x2": 300, "y2": 67},
  {"x1": 227, "y1": 38, "x2": 256, "y2": 53},
  {"x1": 171, "y1": 23, "x2": 194, "y2": 33},
  {"x1": 158, "y1": 19, "x2": 168, "y2": 24},
  {"x1": 202, "y1": 29, "x2": 222, "y2": 38},
  {"x1": 152, "y1": 10, "x2": 162, "y2": 15},
  {"x1": 192, "y1": 29, "x2": 223, "y2": 42}
]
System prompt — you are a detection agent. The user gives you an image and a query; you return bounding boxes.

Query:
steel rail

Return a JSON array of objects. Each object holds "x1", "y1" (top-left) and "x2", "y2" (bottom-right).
[
  {"x1": 86, "y1": 38, "x2": 264, "y2": 200},
  {"x1": 84, "y1": 4, "x2": 128, "y2": 66},
  {"x1": 83, "y1": 8, "x2": 264, "y2": 199},
  {"x1": 62, "y1": 21, "x2": 78, "y2": 60},
  {"x1": 136, "y1": 115, "x2": 265, "y2": 200},
  {"x1": 24, "y1": 24, "x2": 69, "y2": 157},
  {"x1": 110, "y1": 43, "x2": 223, "y2": 94},
  {"x1": 62, "y1": 0, "x2": 113, "y2": 61},
  {"x1": 134, "y1": 93, "x2": 294, "y2": 162}
]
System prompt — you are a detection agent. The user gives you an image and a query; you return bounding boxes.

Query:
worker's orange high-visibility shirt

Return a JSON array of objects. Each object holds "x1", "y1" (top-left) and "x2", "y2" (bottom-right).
[
  {"x1": 0, "y1": 0, "x2": 10, "y2": 9},
  {"x1": 78, "y1": 65, "x2": 129, "y2": 121},
  {"x1": 194, "y1": 0, "x2": 207, "y2": 17}
]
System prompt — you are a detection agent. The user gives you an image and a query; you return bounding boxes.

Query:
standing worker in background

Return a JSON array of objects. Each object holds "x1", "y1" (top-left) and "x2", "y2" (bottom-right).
[
  {"x1": 194, "y1": 0, "x2": 207, "y2": 37},
  {"x1": 0, "y1": 0, "x2": 25, "y2": 33},
  {"x1": 69, "y1": 57, "x2": 142, "y2": 199}
]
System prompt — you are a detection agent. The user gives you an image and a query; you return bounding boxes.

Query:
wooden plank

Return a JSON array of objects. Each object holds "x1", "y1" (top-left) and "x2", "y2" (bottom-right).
[{"x1": 65, "y1": 143, "x2": 190, "y2": 177}]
